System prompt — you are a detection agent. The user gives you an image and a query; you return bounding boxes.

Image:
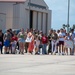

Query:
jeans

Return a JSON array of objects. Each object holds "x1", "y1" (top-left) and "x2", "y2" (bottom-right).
[
  {"x1": 48, "y1": 40, "x2": 52, "y2": 54},
  {"x1": 42, "y1": 44, "x2": 47, "y2": 54},
  {"x1": 0, "y1": 46, "x2": 3, "y2": 54},
  {"x1": 71, "y1": 47, "x2": 74, "y2": 55}
]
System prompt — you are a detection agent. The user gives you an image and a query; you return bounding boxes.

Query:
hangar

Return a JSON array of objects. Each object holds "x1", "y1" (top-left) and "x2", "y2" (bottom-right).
[{"x1": 0, "y1": 0, "x2": 52, "y2": 34}]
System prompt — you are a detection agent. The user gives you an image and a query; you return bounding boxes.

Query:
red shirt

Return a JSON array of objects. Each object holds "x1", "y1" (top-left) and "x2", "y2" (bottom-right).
[
  {"x1": 12, "y1": 36, "x2": 18, "y2": 41},
  {"x1": 41, "y1": 36, "x2": 48, "y2": 44}
]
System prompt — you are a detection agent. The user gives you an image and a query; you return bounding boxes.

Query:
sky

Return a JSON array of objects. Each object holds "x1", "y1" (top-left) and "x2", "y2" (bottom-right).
[{"x1": 44, "y1": 0, "x2": 75, "y2": 30}]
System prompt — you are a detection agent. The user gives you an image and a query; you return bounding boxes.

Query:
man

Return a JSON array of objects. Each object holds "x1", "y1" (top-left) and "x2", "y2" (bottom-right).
[{"x1": 0, "y1": 30, "x2": 4, "y2": 54}]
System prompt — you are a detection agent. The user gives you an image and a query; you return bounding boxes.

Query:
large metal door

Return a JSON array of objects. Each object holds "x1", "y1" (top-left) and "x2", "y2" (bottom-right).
[{"x1": 0, "y1": 13, "x2": 6, "y2": 31}]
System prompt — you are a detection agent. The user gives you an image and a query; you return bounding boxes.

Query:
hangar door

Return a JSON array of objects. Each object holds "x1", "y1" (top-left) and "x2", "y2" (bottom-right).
[{"x1": 0, "y1": 13, "x2": 6, "y2": 31}]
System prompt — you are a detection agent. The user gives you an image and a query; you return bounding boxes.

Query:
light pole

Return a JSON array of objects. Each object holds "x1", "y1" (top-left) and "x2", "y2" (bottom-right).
[
  {"x1": 29, "y1": 0, "x2": 31, "y2": 29},
  {"x1": 67, "y1": 0, "x2": 70, "y2": 33}
]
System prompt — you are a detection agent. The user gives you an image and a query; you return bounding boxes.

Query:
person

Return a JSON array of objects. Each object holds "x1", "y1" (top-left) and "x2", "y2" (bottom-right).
[
  {"x1": 9, "y1": 28, "x2": 14, "y2": 53},
  {"x1": 9, "y1": 28, "x2": 14, "y2": 37},
  {"x1": 28, "y1": 33, "x2": 34, "y2": 54},
  {"x1": 18, "y1": 28, "x2": 25, "y2": 54},
  {"x1": 48, "y1": 29, "x2": 53, "y2": 54},
  {"x1": 58, "y1": 29, "x2": 65, "y2": 55},
  {"x1": 41, "y1": 33, "x2": 48, "y2": 55},
  {"x1": 74, "y1": 37, "x2": 75, "y2": 55},
  {"x1": 56, "y1": 30, "x2": 60, "y2": 54},
  {"x1": 70, "y1": 29, "x2": 75, "y2": 55},
  {"x1": 11, "y1": 33, "x2": 18, "y2": 54},
  {"x1": 34, "y1": 36, "x2": 40, "y2": 55},
  {"x1": 64, "y1": 36, "x2": 73, "y2": 55},
  {"x1": 38, "y1": 31, "x2": 43, "y2": 40},
  {"x1": 0, "y1": 30, "x2": 4, "y2": 54},
  {"x1": 3, "y1": 30, "x2": 12, "y2": 54},
  {"x1": 24, "y1": 29, "x2": 30, "y2": 53},
  {"x1": 25, "y1": 32, "x2": 32, "y2": 53},
  {"x1": 51, "y1": 30, "x2": 58, "y2": 55}
]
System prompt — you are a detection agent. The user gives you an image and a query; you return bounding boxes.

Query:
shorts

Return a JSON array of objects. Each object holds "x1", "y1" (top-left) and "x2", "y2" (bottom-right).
[
  {"x1": 59, "y1": 41, "x2": 64, "y2": 45},
  {"x1": 19, "y1": 38, "x2": 25, "y2": 43},
  {"x1": 4, "y1": 40, "x2": 10, "y2": 47}
]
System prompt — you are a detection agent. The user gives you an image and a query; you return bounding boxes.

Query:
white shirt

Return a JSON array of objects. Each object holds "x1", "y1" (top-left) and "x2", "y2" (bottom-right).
[
  {"x1": 25, "y1": 37, "x2": 32, "y2": 42},
  {"x1": 35, "y1": 40, "x2": 40, "y2": 47},
  {"x1": 58, "y1": 32, "x2": 65, "y2": 41}
]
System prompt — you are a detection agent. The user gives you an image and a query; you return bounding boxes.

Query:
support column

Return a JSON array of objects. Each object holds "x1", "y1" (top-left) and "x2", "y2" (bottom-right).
[
  {"x1": 13, "y1": 4, "x2": 20, "y2": 29},
  {"x1": 36, "y1": 12, "x2": 38, "y2": 30},
  {"x1": 19, "y1": 3, "x2": 26, "y2": 29},
  {"x1": 38, "y1": 12, "x2": 42, "y2": 31},
  {"x1": 47, "y1": 10, "x2": 52, "y2": 34},
  {"x1": 0, "y1": 13, "x2": 6, "y2": 31},
  {"x1": 33, "y1": 11, "x2": 37, "y2": 29},
  {"x1": 41, "y1": 12, "x2": 43, "y2": 31},
  {"x1": 46, "y1": 13, "x2": 48, "y2": 35},
  {"x1": 25, "y1": 9, "x2": 30, "y2": 29},
  {"x1": 42, "y1": 13, "x2": 46, "y2": 34}
]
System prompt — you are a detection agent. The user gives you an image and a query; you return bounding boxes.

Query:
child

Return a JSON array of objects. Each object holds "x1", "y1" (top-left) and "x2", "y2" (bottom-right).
[{"x1": 11, "y1": 34, "x2": 18, "y2": 54}]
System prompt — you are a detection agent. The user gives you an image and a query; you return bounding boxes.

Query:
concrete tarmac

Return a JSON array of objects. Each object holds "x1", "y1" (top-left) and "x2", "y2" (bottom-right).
[{"x1": 0, "y1": 54, "x2": 75, "y2": 75}]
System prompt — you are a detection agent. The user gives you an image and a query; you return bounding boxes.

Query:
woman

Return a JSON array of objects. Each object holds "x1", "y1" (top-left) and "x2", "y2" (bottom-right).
[
  {"x1": 18, "y1": 28, "x2": 25, "y2": 54},
  {"x1": 51, "y1": 30, "x2": 58, "y2": 55},
  {"x1": 34, "y1": 36, "x2": 40, "y2": 54},
  {"x1": 64, "y1": 36, "x2": 73, "y2": 55},
  {"x1": 58, "y1": 29, "x2": 65, "y2": 55},
  {"x1": 28, "y1": 32, "x2": 34, "y2": 54},
  {"x1": 4, "y1": 30, "x2": 12, "y2": 54}
]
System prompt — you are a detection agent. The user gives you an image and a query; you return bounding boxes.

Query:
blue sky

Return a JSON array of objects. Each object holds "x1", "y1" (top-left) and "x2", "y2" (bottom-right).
[{"x1": 44, "y1": 0, "x2": 75, "y2": 30}]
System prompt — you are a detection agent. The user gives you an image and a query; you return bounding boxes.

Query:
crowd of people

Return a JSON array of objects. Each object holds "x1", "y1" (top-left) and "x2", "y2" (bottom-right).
[{"x1": 0, "y1": 28, "x2": 75, "y2": 55}]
